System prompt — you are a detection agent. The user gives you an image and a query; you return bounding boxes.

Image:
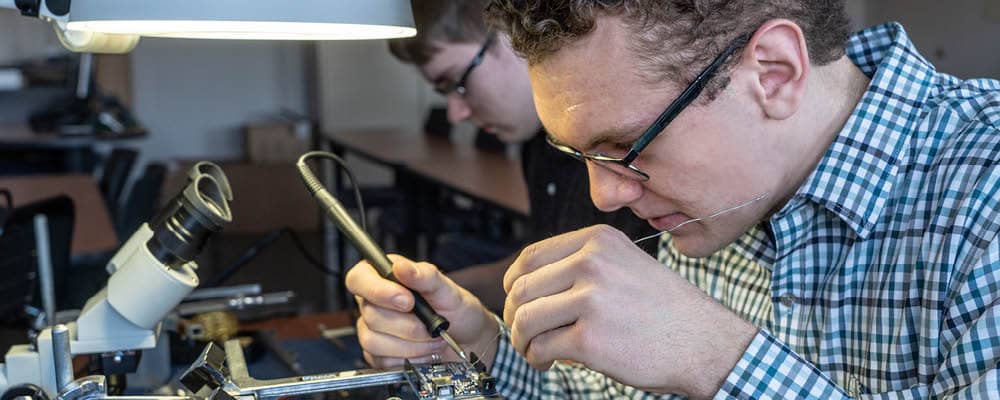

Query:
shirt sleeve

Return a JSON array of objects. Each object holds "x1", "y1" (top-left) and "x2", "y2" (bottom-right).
[
  {"x1": 716, "y1": 236, "x2": 1000, "y2": 399},
  {"x1": 715, "y1": 330, "x2": 851, "y2": 399},
  {"x1": 488, "y1": 315, "x2": 683, "y2": 399}
]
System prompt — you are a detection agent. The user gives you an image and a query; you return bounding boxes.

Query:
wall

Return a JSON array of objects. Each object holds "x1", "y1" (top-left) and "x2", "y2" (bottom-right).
[
  {"x1": 0, "y1": 9, "x2": 63, "y2": 65},
  {"x1": 863, "y1": 1, "x2": 1000, "y2": 79},
  {"x1": 129, "y1": 38, "x2": 307, "y2": 164},
  {"x1": 317, "y1": 39, "x2": 435, "y2": 134},
  {"x1": 316, "y1": 39, "x2": 441, "y2": 185}
]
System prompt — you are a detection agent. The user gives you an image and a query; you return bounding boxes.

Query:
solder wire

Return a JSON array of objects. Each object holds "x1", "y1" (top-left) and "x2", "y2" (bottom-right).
[{"x1": 632, "y1": 193, "x2": 768, "y2": 245}]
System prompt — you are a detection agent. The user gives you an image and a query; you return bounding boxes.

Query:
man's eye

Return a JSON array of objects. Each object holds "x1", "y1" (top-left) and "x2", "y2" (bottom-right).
[
  {"x1": 434, "y1": 80, "x2": 454, "y2": 93},
  {"x1": 594, "y1": 143, "x2": 630, "y2": 156},
  {"x1": 612, "y1": 142, "x2": 631, "y2": 151}
]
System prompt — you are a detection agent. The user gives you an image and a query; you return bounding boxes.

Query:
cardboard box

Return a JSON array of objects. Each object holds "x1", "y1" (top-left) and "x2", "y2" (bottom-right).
[{"x1": 245, "y1": 121, "x2": 311, "y2": 164}]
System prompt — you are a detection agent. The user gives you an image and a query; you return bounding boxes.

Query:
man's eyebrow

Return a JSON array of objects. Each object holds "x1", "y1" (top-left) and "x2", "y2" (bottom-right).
[
  {"x1": 546, "y1": 119, "x2": 648, "y2": 151},
  {"x1": 581, "y1": 121, "x2": 649, "y2": 151},
  {"x1": 547, "y1": 122, "x2": 647, "y2": 151},
  {"x1": 429, "y1": 66, "x2": 461, "y2": 86}
]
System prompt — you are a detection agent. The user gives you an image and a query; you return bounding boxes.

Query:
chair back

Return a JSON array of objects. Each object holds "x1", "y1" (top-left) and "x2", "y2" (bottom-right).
[
  {"x1": 98, "y1": 148, "x2": 139, "y2": 210},
  {"x1": 0, "y1": 195, "x2": 74, "y2": 320}
]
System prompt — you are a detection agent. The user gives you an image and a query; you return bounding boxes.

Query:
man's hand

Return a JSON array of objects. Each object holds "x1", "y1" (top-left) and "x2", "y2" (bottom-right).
[
  {"x1": 503, "y1": 225, "x2": 758, "y2": 398},
  {"x1": 346, "y1": 255, "x2": 500, "y2": 370}
]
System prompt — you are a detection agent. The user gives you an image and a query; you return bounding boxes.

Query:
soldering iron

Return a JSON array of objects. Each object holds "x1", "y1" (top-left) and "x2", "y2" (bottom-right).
[{"x1": 296, "y1": 151, "x2": 469, "y2": 364}]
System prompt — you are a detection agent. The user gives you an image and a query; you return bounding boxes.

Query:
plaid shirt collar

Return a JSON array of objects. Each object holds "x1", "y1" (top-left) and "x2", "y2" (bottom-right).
[{"x1": 775, "y1": 22, "x2": 936, "y2": 239}]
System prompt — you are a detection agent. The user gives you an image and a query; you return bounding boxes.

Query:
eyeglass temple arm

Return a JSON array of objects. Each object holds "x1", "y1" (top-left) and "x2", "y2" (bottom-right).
[{"x1": 622, "y1": 33, "x2": 752, "y2": 164}]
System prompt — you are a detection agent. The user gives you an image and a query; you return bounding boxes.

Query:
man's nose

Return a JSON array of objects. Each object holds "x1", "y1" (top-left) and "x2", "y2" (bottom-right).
[
  {"x1": 588, "y1": 162, "x2": 643, "y2": 212},
  {"x1": 446, "y1": 94, "x2": 472, "y2": 123}
]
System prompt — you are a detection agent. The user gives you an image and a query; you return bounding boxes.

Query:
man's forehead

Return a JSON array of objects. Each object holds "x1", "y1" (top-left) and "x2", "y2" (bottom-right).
[{"x1": 528, "y1": 18, "x2": 665, "y2": 150}]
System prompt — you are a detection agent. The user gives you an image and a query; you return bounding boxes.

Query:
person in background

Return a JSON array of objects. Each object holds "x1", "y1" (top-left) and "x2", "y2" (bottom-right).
[{"x1": 385, "y1": 0, "x2": 655, "y2": 312}]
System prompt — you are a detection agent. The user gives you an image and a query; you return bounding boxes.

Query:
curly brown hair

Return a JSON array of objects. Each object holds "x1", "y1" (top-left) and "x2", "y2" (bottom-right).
[
  {"x1": 484, "y1": 0, "x2": 850, "y2": 99},
  {"x1": 388, "y1": 0, "x2": 492, "y2": 65}
]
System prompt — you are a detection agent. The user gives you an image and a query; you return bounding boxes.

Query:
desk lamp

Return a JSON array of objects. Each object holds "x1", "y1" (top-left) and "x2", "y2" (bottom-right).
[{"x1": 0, "y1": 0, "x2": 416, "y2": 53}]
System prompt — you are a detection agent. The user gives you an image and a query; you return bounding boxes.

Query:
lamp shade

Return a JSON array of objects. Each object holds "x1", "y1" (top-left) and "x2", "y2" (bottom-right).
[{"x1": 65, "y1": 0, "x2": 416, "y2": 40}]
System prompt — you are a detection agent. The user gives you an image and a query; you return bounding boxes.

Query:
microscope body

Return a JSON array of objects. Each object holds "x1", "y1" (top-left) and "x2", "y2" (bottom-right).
[
  {"x1": 0, "y1": 162, "x2": 232, "y2": 399},
  {"x1": 1, "y1": 224, "x2": 200, "y2": 396}
]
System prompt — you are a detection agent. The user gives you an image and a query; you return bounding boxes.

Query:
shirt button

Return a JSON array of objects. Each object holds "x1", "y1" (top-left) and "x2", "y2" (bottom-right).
[
  {"x1": 546, "y1": 183, "x2": 557, "y2": 196},
  {"x1": 779, "y1": 294, "x2": 797, "y2": 308}
]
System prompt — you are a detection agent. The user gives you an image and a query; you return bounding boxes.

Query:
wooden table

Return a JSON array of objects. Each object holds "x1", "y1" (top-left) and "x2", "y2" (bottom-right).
[
  {"x1": 407, "y1": 153, "x2": 528, "y2": 216},
  {"x1": 0, "y1": 174, "x2": 118, "y2": 255},
  {"x1": 327, "y1": 130, "x2": 529, "y2": 216},
  {"x1": 241, "y1": 312, "x2": 353, "y2": 340}
]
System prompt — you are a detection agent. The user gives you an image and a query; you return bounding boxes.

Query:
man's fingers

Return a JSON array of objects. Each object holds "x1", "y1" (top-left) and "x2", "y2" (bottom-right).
[
  {"x1": 504, "y1": 225, "x2": 623, "y2": 293},
  {"x1": 391, "y1": 257, "x2": 464, "y2": 312},
  {"x1": 362, "y1": 349, "x2": 377, "y2": 368},
  {"x1": 346, "y1": 260, "x2": 414, "y2": 313},
  {"x1": 360, "y1": 298, "x2": 434, "y2": 341},
  {"x1": 357, "y1": 317, "x2": 447, "y2": 359},
  {"x1": 509, "y1": 289, "x2": 583, "y2": 357},
  {"x1": 503, "y1": 256, "x2": 578, "y2": 326},
  {"x1": 523, "y1": 324, "x2": 578, "y2": 371}
]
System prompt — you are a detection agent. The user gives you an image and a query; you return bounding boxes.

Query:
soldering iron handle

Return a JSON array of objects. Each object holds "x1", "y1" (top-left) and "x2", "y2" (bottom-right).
[
  {"x1": 298, "y1": 161, "x2": 450, "y2": 337},
  {"x1": 373, "y1": 259, "x2": 451, "y2": 338},
  {"x1": 350, "y1": 233, "x2": 451, "y2": 337}
]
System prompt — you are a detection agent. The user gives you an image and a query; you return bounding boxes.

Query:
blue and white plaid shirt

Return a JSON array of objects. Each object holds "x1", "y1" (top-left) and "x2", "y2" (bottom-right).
[{"x1": 489, "y1": 22, "x2": 1000, "y2": 399}]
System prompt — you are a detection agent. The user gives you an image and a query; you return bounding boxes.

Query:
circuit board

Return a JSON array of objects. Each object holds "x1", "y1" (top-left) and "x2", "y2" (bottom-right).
[{"x1": 403, "y1": 358, "x2": 501, "y2": 400}]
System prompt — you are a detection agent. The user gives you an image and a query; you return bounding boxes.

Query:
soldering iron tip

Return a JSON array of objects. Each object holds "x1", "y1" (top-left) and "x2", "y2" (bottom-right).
[{"x1": 440, "y1": 331, "x2": 469, "y2": 363}]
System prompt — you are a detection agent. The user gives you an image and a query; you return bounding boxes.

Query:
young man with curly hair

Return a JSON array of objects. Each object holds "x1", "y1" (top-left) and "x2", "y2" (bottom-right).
[{"x1": 349, "y1": 0, "x2": 1000, "y2": 398}]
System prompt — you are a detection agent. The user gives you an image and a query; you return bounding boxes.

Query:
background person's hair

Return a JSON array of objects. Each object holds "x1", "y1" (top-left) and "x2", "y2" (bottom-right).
[
  {"x1": 484, "y1": 0, "x2": 851, "y2": 101},
  {"x1": 389, "y1": 0, "x2": 492, "y2": 65}
]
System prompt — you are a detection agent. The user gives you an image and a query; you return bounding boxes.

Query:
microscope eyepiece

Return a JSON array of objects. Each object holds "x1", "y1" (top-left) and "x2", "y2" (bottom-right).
[{"x1": 147, "y1": 163, "x2": 232, "y2": 268}]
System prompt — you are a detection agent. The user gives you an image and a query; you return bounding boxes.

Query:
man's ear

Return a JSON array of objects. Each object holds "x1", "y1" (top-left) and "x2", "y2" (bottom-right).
[{"x1": 740, "y1": 19, "x2": 810, "y2": 120}]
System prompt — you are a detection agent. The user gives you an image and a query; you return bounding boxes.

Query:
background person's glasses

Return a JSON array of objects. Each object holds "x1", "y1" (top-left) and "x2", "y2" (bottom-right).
[
  {"x1": 434, "y1": 34, "x2": 495, "y2": 97},
  {"x1": 548, "y1": 32, "x2": 752, "y2": 182}
]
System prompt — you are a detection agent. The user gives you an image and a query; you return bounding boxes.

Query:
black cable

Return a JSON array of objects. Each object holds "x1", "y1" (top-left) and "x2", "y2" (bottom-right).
[
  {"x1": 205, "y1": 229, "x2": 284, "y2": 287},
  {"x1": 285, "y1": 228, "x2": 338, "y2": 276},
  {"x1": 207, "y1": 153, "x2": 370, "y2": 289},
  {"x1": 206, "y1": 227, "x2": 339, "y2": 288},
  {"x1": 297, "y1": 151, "x2": 367, "y2": 232},
  {"x1": 0, "y1": 189, "x2": 12, "y2": 208},
  {"x1": 206, "y1": 152, "x2": 371, "y2": 314}
]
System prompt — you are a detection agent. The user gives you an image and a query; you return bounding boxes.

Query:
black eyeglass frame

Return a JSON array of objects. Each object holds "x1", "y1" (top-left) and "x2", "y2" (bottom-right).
[
  {"x1": 435, "y1": 34, "x2": 495, "y2": 96},
  {"x1": 548, "y1": 32, "x2": 753, "y2": 181}
]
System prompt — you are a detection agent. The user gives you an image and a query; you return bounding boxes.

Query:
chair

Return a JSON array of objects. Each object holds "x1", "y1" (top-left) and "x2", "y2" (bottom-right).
[
  {"x1": 0, "y1": 195, "x2": 74, "y2": 323},
  {"x1": 98, "y1": 147, "x2": 139, "y2": 214}
]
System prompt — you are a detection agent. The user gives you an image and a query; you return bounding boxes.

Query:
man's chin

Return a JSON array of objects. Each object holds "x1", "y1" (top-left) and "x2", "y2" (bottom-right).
[
  {"x1": 488, "y1": 127, "x2": 536, "y2": 144},
  {"x1": 495, "y1": 131, "x2": 525, "y2": 144},
  {"x1": 670, "y1": 234, "x2": 729, "y2": 259}
]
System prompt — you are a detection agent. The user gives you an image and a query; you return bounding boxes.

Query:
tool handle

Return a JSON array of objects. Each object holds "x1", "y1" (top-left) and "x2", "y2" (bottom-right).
[{"x1": 369, "y1": 253, "x2": 450, "y2": 337}]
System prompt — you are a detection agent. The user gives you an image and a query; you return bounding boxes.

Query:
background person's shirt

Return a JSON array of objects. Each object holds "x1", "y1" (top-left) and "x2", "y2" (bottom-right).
[{"x1": 489, "y1": 22, "x2": 1000, "y2": 399}]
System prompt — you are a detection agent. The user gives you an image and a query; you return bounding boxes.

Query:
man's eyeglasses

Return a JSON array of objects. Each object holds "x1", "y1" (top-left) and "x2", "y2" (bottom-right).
[
  {"x1": 548, "y1": 32, "x2": 752, "y2": 182},
  {"x1": 434, "y1": 35, "x2": 495, "y2": 97}
]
